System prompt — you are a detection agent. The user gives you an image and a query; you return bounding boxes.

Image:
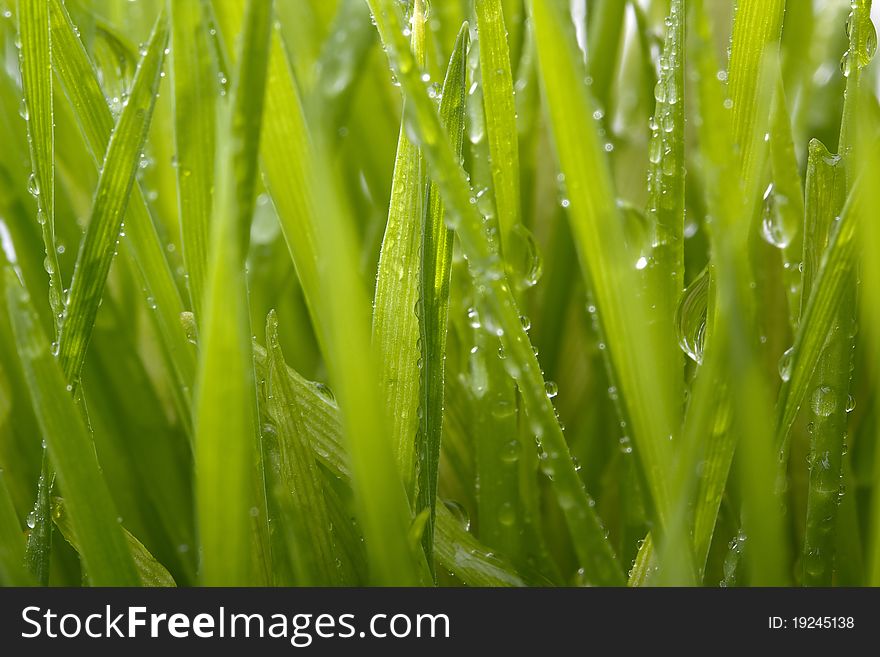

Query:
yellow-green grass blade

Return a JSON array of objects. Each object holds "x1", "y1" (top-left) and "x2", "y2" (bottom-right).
[
  {"x1": 475, "y1": 0, "x2": 520, "y2": 247},
  {"x1": 265, "y1": 310, "x2": 342, "y2": 585},
  {"x1": 251, "y1": 342, "x2": 533, "y2": 586},
  {"x1": 372, "y1": 0, "x2": 427, "y2": 497},
  {"x1": 585, "y1": 0, "x2": 627, "y2": 115},
  {"x1": 194, "y1": 0, "x2": 271, "y2": 586},
  {"x1": 529, "y1": 0, "x2": 674, "y2": 530},
  {"x1": 49, "y1": 0, "x2": 195, "y2": 433},
  {"x1": 416, "y1": 23, "x2": 468, "y2": 566},
  {"x1": 56, "y1": 10, "x2": 168, "y2": 387},
  {"x1": 644, "y1": 0, "x2": 685, "y2": 436},
  {"x1": 213, "y1": 0, "x2": 425, "y2": 586},
  {"x1": 17, "y1": 0, "x2": 63, "y2": 335},
  {"x1": 0, "y1": 467, "x2": 32, "y2": 586},
  {"x1": 727, "y1": 0, "x2": 786, "y2": 189},
  {"x1": 368, "y1": 0, "x2": 623, "y2": 585},
  {"x1": 802, "y1": 1, "x2": 873, "y2": 586},
  {"x1": 169, "y1": 0, "x2": 217, "y2": 317},
  {"x1": 5, "y1": 269, "x2": 139, "y2": 585},
  {"x1": 53, "y1": 497, "x2": 176, "y2": 587}
]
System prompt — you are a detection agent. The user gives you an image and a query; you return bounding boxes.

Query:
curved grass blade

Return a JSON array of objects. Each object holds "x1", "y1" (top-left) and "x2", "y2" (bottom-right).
[
  {"x1": 212, "y1": 0, "x2": 426, "y2": 586},
  {"x1": 265, "y1": 310, "x2": 342, "y2": 585},
  {"x1": 0, "y1": 467, "x2": 32, "y2": 586},
  {"x1": 5, "y1": 269, "x2": 139, "y2": 586},
  {"x1": 52, "y1": 497, "x2": 176, "y2": 587},
  {"x1": 475, "y1": 0, "x2": 520, "y2": 246},
  {"x1": 49, "y1": 0, "x2": 195, "y2": 432},
  {"x1": 56, "y1": 10, "x2": 168, "y2": 386},
  {"x1": 194, "y1": 0, "x2": 271, "y2": 586},
  {"x1": 372, "y1": 0, "x2": 427, "y2": 497},
  {"x1": 416, "y1": 23, "x2": 468, "y2": 566},
  {"x1": 368, "y1": 0, "x2": 623, "y2": 585},
  {"x1": 170, "y1": 0, "x2": 217, "y2": 316}
]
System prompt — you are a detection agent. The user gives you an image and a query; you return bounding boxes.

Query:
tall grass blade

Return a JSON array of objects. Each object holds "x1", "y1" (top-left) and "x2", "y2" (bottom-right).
[
  {"x1": 416, "y1": 23, "x2": 468, "y2": 566},
  {"x1": 170, "y1": 0, "x2": 217, "y2": 316},
  {"x1": 0, "y1": 467, "x2": 32, "y2": 586},
  {"x1": 194, "y1": 0, "x2": 271, "y2": 586},
  {"x1": 372, "y1": 0, "x2": 427, "y2": 497},
  {"x1": 5, "y1": 269, "x2": 139, "y2": 585},
  {"x1": 56, "y1": 11, "x2": 168, "y2": 386}
]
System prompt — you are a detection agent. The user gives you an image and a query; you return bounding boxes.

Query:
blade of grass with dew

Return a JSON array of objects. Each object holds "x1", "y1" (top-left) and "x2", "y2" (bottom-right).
[
  {"x1": 644, "y1": 0, "x2": 685, "y2": 433},
  {"x1": 416, "y1": 23, "x2": 468, "y2": 566},
  {"x1": 194, "y1": 0, "x2": 271, "y2": 586},
  {"x1": 169, "y1": 0, "x2": 216, "y2": 316},
  {"x1": 372, "y1": 0, "x2": 427, "y2": 497},
  {"x1": 529, "y1": 0, "x2": 674, "y2": 531},
  {"x1": 17, "y1": 0, "x2": 61, "y2": 586},
  {"x1": 802, "y1": 1, "x2": 874, "y2": 586},
  {"x1": 5, "y1": 269, "x2": 139, "y2": 585},
  {"x1": 52, "y1": 497, "x2": 176, "y2": 586},
  {"x1": 49, "y1": 0, "x2": 195, "y2": 432},
  {"x1": 769, "y1": 80, "x2": 806, "y2": 331},
  {"x1": 475, "y1": 0, "x2": 519, "y2": 245},
  {"x1": 265, "y1": 310, "x2": 342, "y2": 585},
  {"x1": 213, "y1": 0, "x2": 428, "y2": 587},
  {"x1": 17, "y1": 0, "x2": 63, "y2": 334},
  {"x1": 251, "y1": 343, "x2": 535, "y2": 586},
  {"x1": 472, "y1": 0, "x2": 532, "y2": 566},
  {"x1": 368, "y1": 0, "x2": 623, "y2": 585},
  {"x1": 0, "y1": 467, "x2": 32, "y2": 586},
  {"x1": 727, "y1": 0, "x2": 786, "y2": 189},
  {"x1": 56, "y1": 10, "x2": 168, "y2": 387},
  {"x1": 691, "y1": 0, "x2": 789, "y2": 585}
]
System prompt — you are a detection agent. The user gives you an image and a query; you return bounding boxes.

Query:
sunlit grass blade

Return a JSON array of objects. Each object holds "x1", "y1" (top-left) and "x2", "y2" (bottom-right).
[
  {"x1": 368, "y1": 0, "x2": 623, "y2": 584},
  {"x1": 372, "y1": 0, "x2": 427, "y2": 497},
  {"x1": 170, "y1": 0, "x2": 217, "y2": 316},
  {"x1": 416, "y1": 23, "x2": 468, "y2": 566},
  {"x1": 585, "y1": 0, "x2": 626, "y2": 114},
  {"x1": 52, "y1": 497, "x2": 176, "y2": 586},
  {"x1": 265, "y1": 310, "x2": 342, "y2": 585},
  {"x1": 644, "y1": 0, "x2": 685, "y2": 435},
  {"x1": 17, "y1": 0, "x2": 63, "y2": 333},
  {"x1": 49, "y1": 0, "x2": 195, "y2": 431},
  {"x1": 0, "y1": 467, "x2": 32, "y2": 586},
  {"x1": 56, "y1": 10, "x2": 168, "y2": 386},
  {"x1": 212, "y1": 0, "x2": 424, "y2": 586},
  {"x1": 5, "y1": 269, "x2": 138, "y2": 585},
  {"x1": 727, "y1": 0, "x2": 786, "y2": 188},
  {"x1": 475, "y1": 0, "x2": 520, "y2": 244},
  {"x1": 194, "y1": 0, "x2": 271, "y2": 586},
  {"x1": 529, "y1": 0, "x2": 674, "y2": 530}
]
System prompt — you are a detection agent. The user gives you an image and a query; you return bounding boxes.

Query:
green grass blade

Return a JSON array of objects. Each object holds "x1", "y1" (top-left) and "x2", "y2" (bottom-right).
[
  {"x1": 49, "y1": 0, "x2": 195, "y2": 431},
  {"x1": 372, "y1": 0, "x2": 427, "y2": 497},
  {"x1": 416, "y1": 23, "x2": 468, "y2": 566},
  {"x1": 56, "y1": 11, "x2": 168, "y2": 386},
  {"x1": 644, "y1": 0, "x2": 685, "y2": 432},
  {"x1": 368, "y1": 0, "x2": 623, "y2": 585},
  {"x1": 24, "y1": 453, "x2": 51, "y2": 584},
  {"x1": 5, "y1": 269, "x2": 139, "y2": 585},
  {"x1": 17, "y1": 0, "x2": 63, "y2": 334},
  {"x1": 53, "y1": 497, "x2": 176, "y2": 586},
  {"x1": 265, "y1": 310, "x2": 341, "y2": 585},
  {"x1": 475, "y1": 0, "x2": 520, "y2": 245},
  {"x1": 529, "y1": 0, "x2": 674, "y2": 529},
  {"x1": 170, "y1": 0, "x2": 217, "y2": 316},
  {"x1": 0, "y1": 467, "x2": 32, "y2": 586},
  {"x1": 727, "y1": 0, "x2": 786, "y2": 188},
  {"x1": 585, "y1": 0, "x2": 626, "y2": 114},
  {"x1": 194, "y1": 0, "x2": 271, "y2": 586}
]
